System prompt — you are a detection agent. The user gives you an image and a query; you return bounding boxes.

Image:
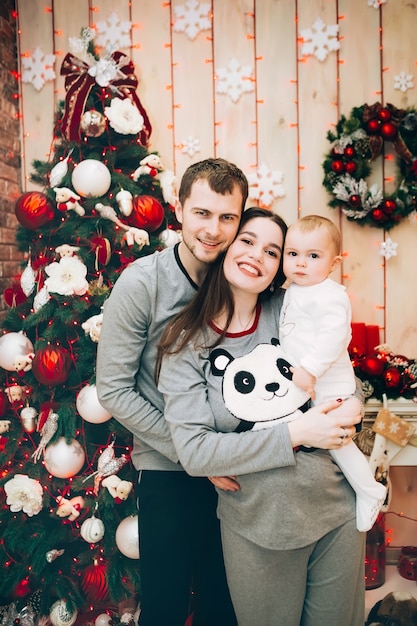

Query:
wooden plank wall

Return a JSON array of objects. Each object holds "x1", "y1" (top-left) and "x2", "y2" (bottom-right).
[
  {"x1": 15, "y1": 0, "x2": 417, "y2": 358},
  {"x1": 14, "y1": 0, "x2": 417, "y2": 550}
]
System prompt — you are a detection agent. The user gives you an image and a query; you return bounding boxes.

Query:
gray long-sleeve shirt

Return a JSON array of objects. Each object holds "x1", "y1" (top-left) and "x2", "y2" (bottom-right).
[
  {"x1": 96, "y1": 244, "x2": 198, "y2": 470},
  {"x1": 158, "y1": 297, "x2": 356, "y2": 550}
]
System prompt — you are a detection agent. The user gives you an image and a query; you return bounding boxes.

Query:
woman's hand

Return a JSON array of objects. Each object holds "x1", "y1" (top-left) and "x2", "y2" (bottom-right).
[
  {"x1": 208, "y1": 475, "x2": 241, "y2": 492},
  {"x1": 288, "y1": 397, "x2": 361, "y2": 450}
]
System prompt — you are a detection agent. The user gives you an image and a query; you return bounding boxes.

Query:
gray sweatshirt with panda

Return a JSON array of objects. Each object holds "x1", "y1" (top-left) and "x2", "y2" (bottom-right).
[{"x1": 158, "y1": 297, "x2": 356, "y2": 550}]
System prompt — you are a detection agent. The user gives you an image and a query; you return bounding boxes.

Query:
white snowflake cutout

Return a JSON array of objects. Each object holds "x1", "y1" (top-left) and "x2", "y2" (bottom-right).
[
  {"x1": 95, "y1": 12, "x2": 132, "y2": 50},
  {"x1": 394, "y1": 71, "x2": 414, "y2": 93},
  {"x1": 181, "y1": 136, "x2": 201, "y2": 158},
  {"x1": 379, "y1": 237, "x2": 398, "y2": 261},
  {"x1": 215, "y1": 58, "x2": 254, "y2": 103},
  {"x1": 21, "y1": 47, "x2": 56, "y2": 91},
  {"x1": 248, "y1": 163, "x2": 286, "y2": 208},
  {"x1": 300, "y1": 18, "x2": 340, "y2": 62},
  {"x1": 368, "y1": 0, "x2": 387, "y2": 8},
  {"x1": 173, "y1": 0, "x2": 211, "y2": 40}
]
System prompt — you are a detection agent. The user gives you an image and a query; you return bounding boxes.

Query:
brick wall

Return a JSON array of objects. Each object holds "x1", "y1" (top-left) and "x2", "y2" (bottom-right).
[{"x1": 0, "y1": 0, "x2": 21, "y2": 319}]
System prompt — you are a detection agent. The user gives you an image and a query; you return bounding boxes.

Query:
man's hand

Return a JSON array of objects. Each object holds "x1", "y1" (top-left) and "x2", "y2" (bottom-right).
[{"x1": 208, "y1": 475, "x2": 240, "y2": 492}]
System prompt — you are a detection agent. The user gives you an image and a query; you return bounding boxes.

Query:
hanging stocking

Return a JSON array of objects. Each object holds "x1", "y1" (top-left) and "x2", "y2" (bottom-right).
[{"x1": 368, "y1": 395, "x2": 416, "y2": 510}]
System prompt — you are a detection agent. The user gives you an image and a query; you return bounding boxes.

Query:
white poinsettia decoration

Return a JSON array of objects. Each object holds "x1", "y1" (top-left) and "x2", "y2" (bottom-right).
[
  {"x1": 44, "y1": 256, "x2": 89, "y2": 296},
  {"x1": 104, "y1": 97, "x2": 144, "y2": 135},
  {"x1": 88, "y1": 57, "x2": 119, "y2": 87},
  {"x1": 4, "y1": 474, "x2": 43, "y2": 516}
]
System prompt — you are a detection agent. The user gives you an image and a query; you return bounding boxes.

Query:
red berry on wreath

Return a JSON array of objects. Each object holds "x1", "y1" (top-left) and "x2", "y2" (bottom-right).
[
  {"x1": 380, "y1": 121, "x2": 398, "y2": 141},
  {"x1": 349, "y1": 194, "x2": 361, "y2": 207},
  {"x1": 371, "y1": 208, "x2": 386, "y2": 222},
  {"x1": 378, "y1": 107, "x2": 391, "y2": 122},
  {"x1": 345, "y1": 161, "x2": 357, "y2": 174},
  {"x1": 331, "y1": 160, "x2": 345, "y2": 173},
  {"x1": 344, "y1": 146, "x2": 355, "y2": 157},
  {"x1": 367, "y1": 119, "x2": 381, "y2": 134},
  {"x1": 382, "y1": 199, "x2": 397, "y2": 214}
]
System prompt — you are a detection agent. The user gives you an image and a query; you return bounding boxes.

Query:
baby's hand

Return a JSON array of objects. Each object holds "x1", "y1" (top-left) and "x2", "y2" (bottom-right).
[{"x1": 292, "y1": 366, "x2": 316, "y2": 400}]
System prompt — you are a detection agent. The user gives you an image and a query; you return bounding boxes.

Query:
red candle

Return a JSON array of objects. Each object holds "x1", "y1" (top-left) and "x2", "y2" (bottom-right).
[
  {"x1": 349, "y1": 323, "x2": 367, "y2": 355},
  {"x1": 366, "y1": 325, "x2": 380, "y2": 354}
]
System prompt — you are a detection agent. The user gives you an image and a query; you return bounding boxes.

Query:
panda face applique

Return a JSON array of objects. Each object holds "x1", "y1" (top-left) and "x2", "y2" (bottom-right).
[{"x1": 209, "y1": 339, "x2": 310, "y2": 429}]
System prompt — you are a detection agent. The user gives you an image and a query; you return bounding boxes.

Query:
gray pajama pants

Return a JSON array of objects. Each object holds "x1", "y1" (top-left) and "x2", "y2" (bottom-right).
[{"x1": 221, "y1": 518, "x2": 365, "y2": 626}]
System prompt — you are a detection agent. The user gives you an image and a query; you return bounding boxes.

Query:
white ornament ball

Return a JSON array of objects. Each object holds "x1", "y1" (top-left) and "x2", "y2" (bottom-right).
[
  {"x1": 95, "y1": 615, "x2": 112, "y2": 626},
  {"x1": 71, "y1": 159, "x2": 111, "y2": 198},
  {"x1": 115, "y1": 515, "x2": 140, "y2": 559},
  {"x1": 76, "y1": 384, "x2": 112, "y2": 424},
  {"x1": 0, "y1": 332, "x2": 34, "y2": 371},
  {"x1": 49, "y1": 599, "x2": 78, "y2": 626},
  {"x1": 159, "y1": 228, "x2": 182, "y2": 248},
  {"x1": 44, "y1": 437, "x2": 85, "y2": 478},
  {"x1": 80, "y1": 514, "x2": 105, "y2": 543}
]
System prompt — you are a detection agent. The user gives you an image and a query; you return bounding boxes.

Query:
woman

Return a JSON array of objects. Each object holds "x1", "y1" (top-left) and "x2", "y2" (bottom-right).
[{"x1": 157, "y1": 208, "x2": 365, "y2": 626}]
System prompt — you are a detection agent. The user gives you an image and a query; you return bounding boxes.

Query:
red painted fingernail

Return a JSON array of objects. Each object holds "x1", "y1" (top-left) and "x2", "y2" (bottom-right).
[{"x1": 337, "y1": 398, "x2": 342, "y2": 402}]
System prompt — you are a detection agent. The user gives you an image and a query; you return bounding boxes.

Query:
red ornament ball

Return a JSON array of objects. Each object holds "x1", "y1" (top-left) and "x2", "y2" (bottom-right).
[
  {"x1": 360, "y1": 355, "x2": 385, "y2": 377},
  {"x1": 32, "y1": 345, "x2": 72, "y2": 386},
  {"x1": 367, "y1": 119, "x2": 381, "y2": 134},
  {"x1": 384, "y1": 367, "x2": 401, "y2": 388},
  {"x1": 80, "y1": 562, "x2": 109, "y2": 602},
  {"x1": 380, "y1": 122, "x2": 398, "y2": 141},
  {"x1": 344, "y1": 146, "x2": 355, "y2": 158},
  {"x1": 378, "y1": 107, "x2": 392, "y2": 122},
  {"x1": 382, "y1": 199, "x2": 397, "y2": 214},
  {"x1": 127, "y1": 195, "x2": 165, "y2": 232},
  {"x1": 331, "y1": 160, "x2": 345, "y2": 174},
  {"x1": 371, "y1": 208, "x2": 386, "y2": 222},
  {"x1": 349, "y1": 194, "x2": 362, "y2": 207},
  {"x1": 15, "y1": 191, "x2": 55, "y2": 230},
  {"x1": 345, "y1": 161, "x2": 357, "y2": 174}
]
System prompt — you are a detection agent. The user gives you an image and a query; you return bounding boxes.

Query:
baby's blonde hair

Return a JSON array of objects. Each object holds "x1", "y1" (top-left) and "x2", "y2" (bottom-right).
[{"x1": 289, "y1": 215, "x2": 341, "y2": 256}]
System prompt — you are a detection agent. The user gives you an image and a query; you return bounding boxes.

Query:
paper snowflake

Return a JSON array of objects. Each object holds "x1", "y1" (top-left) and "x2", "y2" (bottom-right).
[
  {"x1": 379, "y1": 237, "x2": 398, "y2": 260},
  {"x1": 95, "y1": 11, "x2": 132, "y2": 50},
  {"x1": 181, "y1": 136, "x2": 201, "y2": 158},
  {"x1": 21, "y1": 47, "x2": 56, "y2": 91},
  {"x1": 173, "y1": 0, "x2": 211, "y2": 40},
  {"x1": 368, "y1": 0, "x2": 387, "y2": 8},
  {"x1": 300, "y1": 18, "x2": 340, "y2": 62},
  {"x1": 215, "y1": 58, "x2": 254, "y2": 103},
  {"x1": 394, "y1": 71, "x2": 414, "y2": 93},
  {"x1": 247, "y1": 163, "x2": 286, "y2": 207}
]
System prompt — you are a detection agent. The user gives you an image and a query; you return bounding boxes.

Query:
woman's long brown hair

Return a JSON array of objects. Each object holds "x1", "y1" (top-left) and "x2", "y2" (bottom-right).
[{"x1": 155, "y1": 207, "x2": 287, "y2": 380}]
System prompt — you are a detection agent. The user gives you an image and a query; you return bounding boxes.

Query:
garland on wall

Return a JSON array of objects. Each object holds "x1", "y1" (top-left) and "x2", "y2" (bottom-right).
[{"x1": 322, "y1": 102, "x2": 417, "y2": 230}]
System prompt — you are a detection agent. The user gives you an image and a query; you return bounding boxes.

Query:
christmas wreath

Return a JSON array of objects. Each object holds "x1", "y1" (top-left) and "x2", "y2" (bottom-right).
[{"x1": 322, "y1": 102, "x2": 417, "y2": 230}]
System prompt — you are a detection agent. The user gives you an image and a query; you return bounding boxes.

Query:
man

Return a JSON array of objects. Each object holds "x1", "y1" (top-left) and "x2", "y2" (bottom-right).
[{"x1": 96, "y1": 158, "x2": 248, "y2": 626}]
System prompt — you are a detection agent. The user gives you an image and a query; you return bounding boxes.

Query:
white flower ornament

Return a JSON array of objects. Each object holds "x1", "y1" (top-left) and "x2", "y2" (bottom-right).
[
  {"x1": 4, "y1": 474, "x2": 43, "y2": 516},
  {"x1": 44, "y1": 256, "x2": 89, "y2": 296},
  {"x1": 105, "y1": 97, "x2": 144, "y2": 135}
]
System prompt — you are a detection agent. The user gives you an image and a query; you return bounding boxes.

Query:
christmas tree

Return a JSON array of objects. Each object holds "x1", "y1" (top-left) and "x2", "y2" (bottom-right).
[{"x1": 0, "y1": 29, "x2": 180, "y2": 626}]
